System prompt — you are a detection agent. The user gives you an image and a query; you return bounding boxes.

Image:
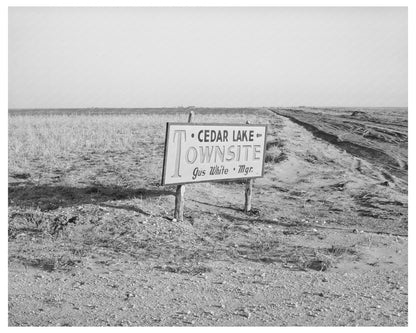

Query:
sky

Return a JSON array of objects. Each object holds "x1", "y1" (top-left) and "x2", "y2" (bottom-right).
[{"x1": 8, "y1": 7, "x2": 408, "y2": 108}]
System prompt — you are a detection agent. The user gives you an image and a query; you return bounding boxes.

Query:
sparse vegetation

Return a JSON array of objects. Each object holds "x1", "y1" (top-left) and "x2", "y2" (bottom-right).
[{"x1": 8, "y1": 108, "x2": 407, "y2": 326}]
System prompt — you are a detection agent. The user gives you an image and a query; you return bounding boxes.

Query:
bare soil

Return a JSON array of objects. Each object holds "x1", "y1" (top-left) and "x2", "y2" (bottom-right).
[{"x1": 8, "y1": 108, "x2": 408, "y2": 326}]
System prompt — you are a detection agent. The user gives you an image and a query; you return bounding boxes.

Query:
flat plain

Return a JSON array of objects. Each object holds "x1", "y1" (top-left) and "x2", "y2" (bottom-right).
[{"x1": 8, "y1": 107, "x2": 408, "y2": 326}]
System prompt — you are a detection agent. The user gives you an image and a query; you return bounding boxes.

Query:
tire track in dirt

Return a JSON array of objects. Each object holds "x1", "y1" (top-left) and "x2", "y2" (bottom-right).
[
  {"x1": 267, "y1": 108, "x2": 407, "y2": 183},
  {"x1": 254, "y1": 111, "x2": 407, "y2": 235}
]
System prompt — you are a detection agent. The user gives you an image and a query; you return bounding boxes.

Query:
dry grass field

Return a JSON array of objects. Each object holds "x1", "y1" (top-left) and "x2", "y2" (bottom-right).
[{"x1": 8, "y1": 108, "x2": 408, "y2": 326}]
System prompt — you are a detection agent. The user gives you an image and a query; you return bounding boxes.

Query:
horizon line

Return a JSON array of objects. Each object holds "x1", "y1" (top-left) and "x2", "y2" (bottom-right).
[{"x1": 8, "y1": 105, "x2": 409, "y2": 110}]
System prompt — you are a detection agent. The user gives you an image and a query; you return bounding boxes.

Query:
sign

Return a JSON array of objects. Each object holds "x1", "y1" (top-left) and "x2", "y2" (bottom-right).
[{"x1": 162, "y1": 123, "x2": 267, "y2": 185}]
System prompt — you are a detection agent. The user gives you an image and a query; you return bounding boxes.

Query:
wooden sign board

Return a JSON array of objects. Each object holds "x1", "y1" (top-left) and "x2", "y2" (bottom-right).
[{"x1": 162, "y1": 123, "x2": 267, "y2": 185}]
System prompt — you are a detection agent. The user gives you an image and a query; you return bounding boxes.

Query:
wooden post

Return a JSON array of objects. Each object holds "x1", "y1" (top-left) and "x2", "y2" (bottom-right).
[
  {"x1": 174, "y1": 110, "x2": 194, "y2": 221},
  {"x1": 245, "y1": 178, "x2": 253, "y2": 213},
  {"x1": 244, "y1": 120, "x2": 253, "y2": 214},
  {"x1": 187, "y1": 110, "x2": 194, "y2": 123},
  {"x1": 174, "y1": 185, "x2": 185, "y2": 221}
]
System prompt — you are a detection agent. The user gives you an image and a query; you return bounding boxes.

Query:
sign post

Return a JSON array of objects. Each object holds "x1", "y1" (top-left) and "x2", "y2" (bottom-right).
[
  {"x1": 174, "y1": 111, "x2": 194, "y2": 222},
  {"x1": 244, "y1": 121, "x2": 253, "y2": 213},
  {"x1": 162, "y1": 116, "x2": 267, "y2": 220}
]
